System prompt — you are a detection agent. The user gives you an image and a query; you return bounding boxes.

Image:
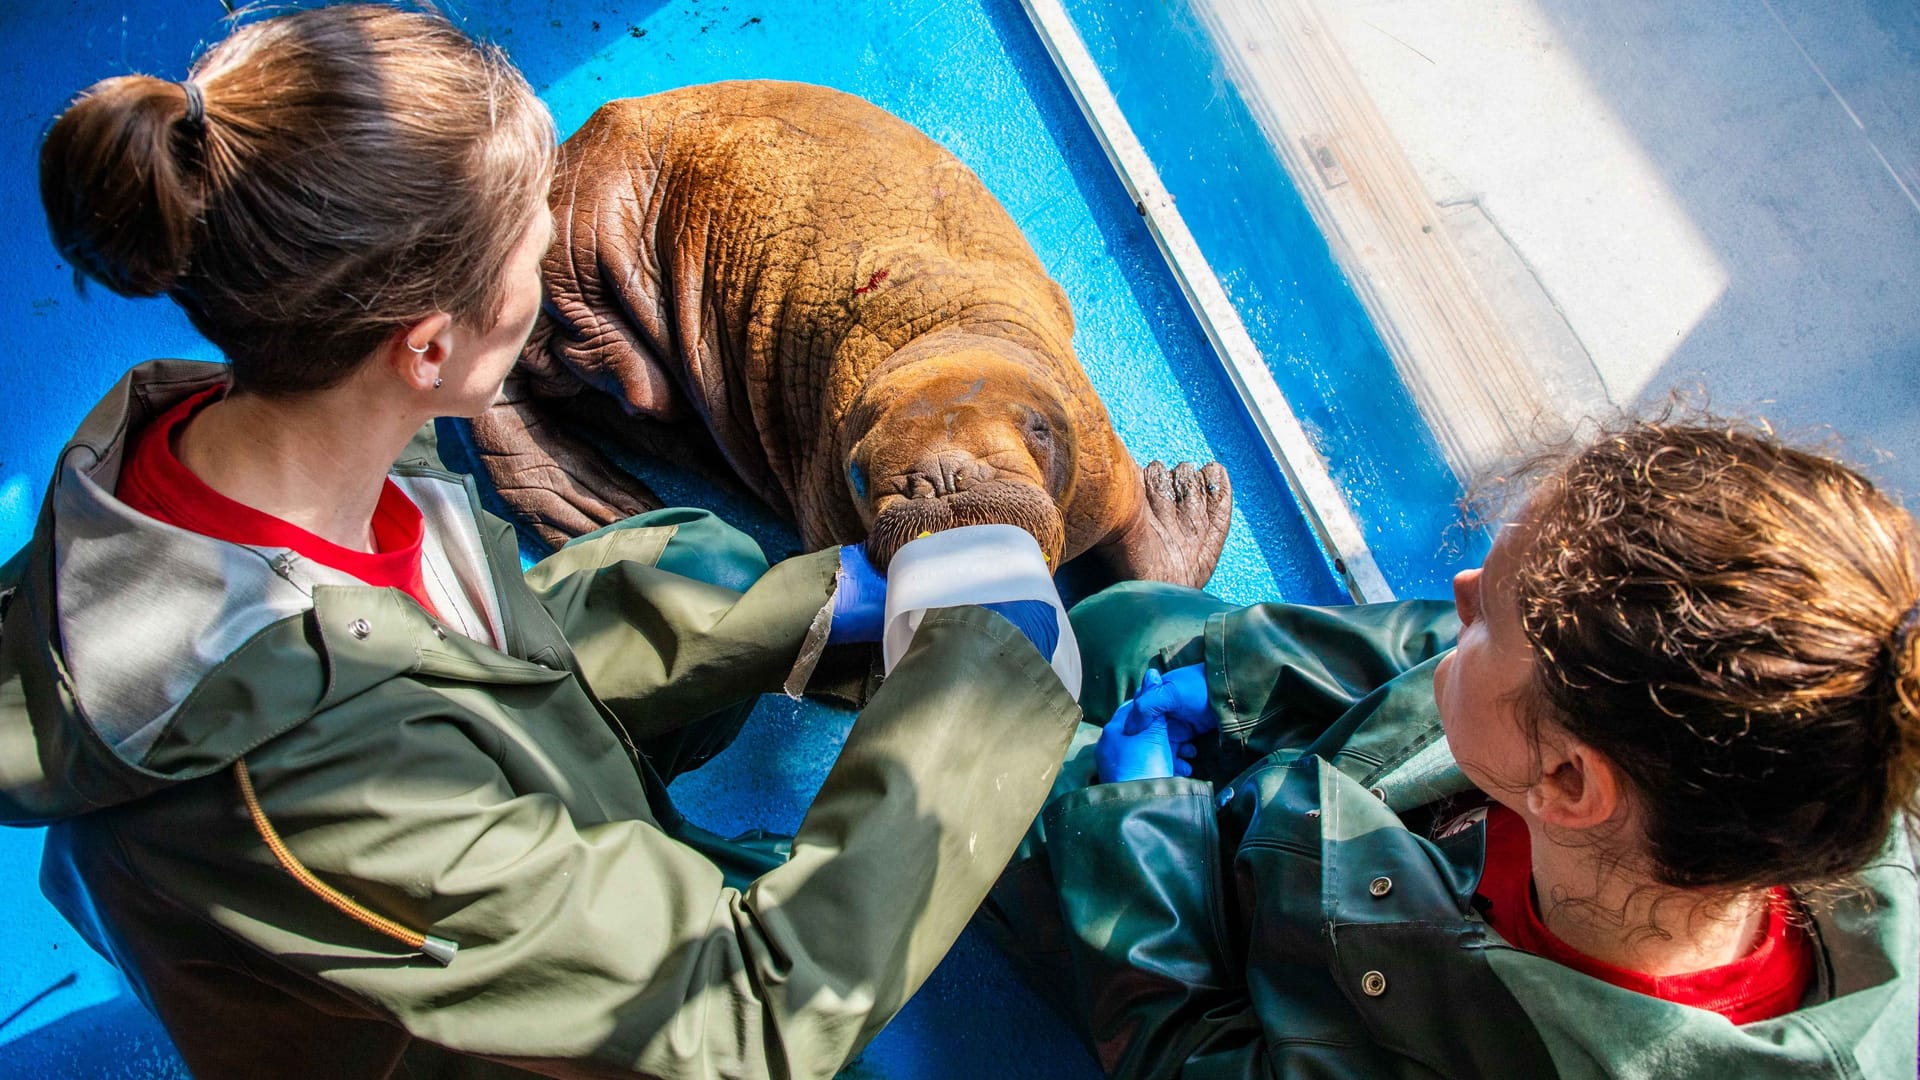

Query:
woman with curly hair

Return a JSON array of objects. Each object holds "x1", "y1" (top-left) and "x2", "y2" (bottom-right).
[{"x1": 993, "y1": 421, "x2": 1919, "y2": 1078}]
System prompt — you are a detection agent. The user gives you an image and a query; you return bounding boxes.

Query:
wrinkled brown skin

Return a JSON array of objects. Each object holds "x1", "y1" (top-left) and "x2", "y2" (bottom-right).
[{"x1": 471, "y1": 80, "x2": 1231, "y2": 586}]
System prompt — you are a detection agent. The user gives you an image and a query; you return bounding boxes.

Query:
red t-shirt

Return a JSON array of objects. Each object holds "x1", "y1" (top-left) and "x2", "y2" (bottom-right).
[
  {"x1": 1472, "y1": 803, "x2": 1813, "y2": 1024},
  {"x1": 116, "y1": 387, "x2": 440, "y2": 618}
]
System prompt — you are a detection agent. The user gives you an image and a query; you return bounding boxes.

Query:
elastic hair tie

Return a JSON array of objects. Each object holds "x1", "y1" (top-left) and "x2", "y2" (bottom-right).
[
  {"x1": 1896, "y1": 599, "x2": 1920, "y2": 650},
  {"x1": 177, "y1": 80, "x2": 206, "y2": 128}
]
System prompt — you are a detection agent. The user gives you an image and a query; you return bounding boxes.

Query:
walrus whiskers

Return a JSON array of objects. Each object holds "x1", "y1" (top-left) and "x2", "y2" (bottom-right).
[{"x1": 865, "y1": 480, "x2": 1066, "y2": 571}]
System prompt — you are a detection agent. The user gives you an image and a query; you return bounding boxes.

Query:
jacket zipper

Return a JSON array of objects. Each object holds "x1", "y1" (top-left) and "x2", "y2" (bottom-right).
[{"x1": 445, "y1": 472, "x2": 651, "y2": 769}]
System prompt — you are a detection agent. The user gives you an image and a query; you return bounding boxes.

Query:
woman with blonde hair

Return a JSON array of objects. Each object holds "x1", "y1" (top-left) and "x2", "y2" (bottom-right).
[{"x1": 2, "y1": 5, "x2": 1078, "y2": 1076}]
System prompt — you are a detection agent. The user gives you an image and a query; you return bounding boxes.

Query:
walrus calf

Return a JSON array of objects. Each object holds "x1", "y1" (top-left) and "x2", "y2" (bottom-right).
[{"x1": 470, "y1": 80, "x2": 1232, "y2": 586}]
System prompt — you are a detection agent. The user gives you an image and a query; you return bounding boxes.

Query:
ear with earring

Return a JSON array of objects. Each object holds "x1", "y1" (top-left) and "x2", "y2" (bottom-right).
[{"x1": 406, "y1": 339, "x2": 444, "y2": 388}]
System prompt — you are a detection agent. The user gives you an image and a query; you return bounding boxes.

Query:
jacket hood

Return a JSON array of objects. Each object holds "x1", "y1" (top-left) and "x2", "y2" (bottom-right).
[{"x1": 0, "y1": 360, "x2": 516, "y2": 824}]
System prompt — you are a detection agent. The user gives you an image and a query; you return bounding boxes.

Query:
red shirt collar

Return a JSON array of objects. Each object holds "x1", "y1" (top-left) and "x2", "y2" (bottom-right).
[
  {"x1": 1475, "y1": 803, "x2": 1813, "y2": 1024},
  {"x1": 116, "y1": 386, "x2": 439, "y2": 616}
]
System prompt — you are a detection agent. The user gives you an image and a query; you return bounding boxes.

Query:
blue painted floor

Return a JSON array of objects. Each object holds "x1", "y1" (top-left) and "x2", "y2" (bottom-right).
[{"x1": 0, "y1": 1, "x2": 1366, "y2": 1076}]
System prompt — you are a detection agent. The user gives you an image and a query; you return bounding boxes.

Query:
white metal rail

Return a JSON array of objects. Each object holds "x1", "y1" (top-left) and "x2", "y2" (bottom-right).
[{"x1": 1018, "y1": 0, "x2": 1395, "y2": 602}]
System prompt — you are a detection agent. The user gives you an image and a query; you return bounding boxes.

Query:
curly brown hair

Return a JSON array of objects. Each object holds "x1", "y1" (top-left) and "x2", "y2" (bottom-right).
[
  {"x1": 1508, "y1": 421, "x2": 1920, "y2": 891},
  {"x1": 39, "y1": 4, "x2": 556, "y2": 395}
]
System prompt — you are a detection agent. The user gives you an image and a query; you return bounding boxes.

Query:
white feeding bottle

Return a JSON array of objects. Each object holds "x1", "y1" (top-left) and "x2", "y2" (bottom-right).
[{"x1": 880, "y1": 524, "x2": 1081, "y2": 700}]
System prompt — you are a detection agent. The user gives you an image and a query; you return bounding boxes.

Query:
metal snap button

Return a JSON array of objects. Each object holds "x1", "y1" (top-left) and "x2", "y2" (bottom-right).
[
  {"x1": 1369, "y1": 876, "x2": 1393, "y2": 898},
  {"x1": 431, "y1": 624, "x2": 447, "y2": 640},
  {"x1": 1361, "y1": 970, "x2": 1387, "y2": 997},
  {"x1": 1369, "y1": 786, "x2": 1387, "y2": 802},
  {"x1": 348, "y1": 618, "x2": 372, "y2": 640}
]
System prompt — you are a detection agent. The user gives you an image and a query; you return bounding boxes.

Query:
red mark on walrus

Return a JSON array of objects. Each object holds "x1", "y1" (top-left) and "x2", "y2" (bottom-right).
[{"x1": 853, "y1": 268, "x2": 890, "y2": 296}]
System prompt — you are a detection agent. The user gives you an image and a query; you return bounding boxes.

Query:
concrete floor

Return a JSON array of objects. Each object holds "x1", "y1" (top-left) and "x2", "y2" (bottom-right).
[{"x1": 1312, "y1": 0, "x2": 1920, "y2": 496}]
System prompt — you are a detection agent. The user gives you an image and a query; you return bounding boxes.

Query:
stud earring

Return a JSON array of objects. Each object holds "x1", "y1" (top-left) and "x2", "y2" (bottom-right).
[{"x1": 433, "y1": 377, "x2": 444, "y2": 389}]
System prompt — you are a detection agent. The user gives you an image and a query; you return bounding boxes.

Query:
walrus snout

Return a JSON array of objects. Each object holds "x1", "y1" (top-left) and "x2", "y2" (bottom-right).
[
  {"x1": 863, "y1": 477, "x2": 1067, "y2": 572},
  {"x1": 900, "y1": 449, "x2": 997, "y2": 498}
]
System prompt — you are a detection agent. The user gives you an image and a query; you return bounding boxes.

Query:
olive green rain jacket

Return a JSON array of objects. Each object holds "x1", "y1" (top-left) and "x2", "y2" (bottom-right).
[
  {"x1": 0, "y1": 360, "x2": 1083, "y2": 1079},
  {"x1": 989, "y1": 582, "x2": 1920, "y2": 1080}
]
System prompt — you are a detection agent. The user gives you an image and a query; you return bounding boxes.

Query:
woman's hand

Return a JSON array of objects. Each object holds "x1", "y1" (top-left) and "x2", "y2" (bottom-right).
[
  {"x1": 1095, "y1": 664, "x2": 1216, "y2": 783},
  {"x1": 830, "y1": 543, "x2": 1063, "y2": 658},
  {"x1": 980, "y1": 599, "x2": 1060, "y2": 660},
  {"x1": 827, "y1": 544, "x2": 887, "y2": 645}
]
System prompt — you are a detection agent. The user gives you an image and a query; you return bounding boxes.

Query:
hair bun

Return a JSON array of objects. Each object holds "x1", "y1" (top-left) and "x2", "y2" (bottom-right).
[{"x1": 39, "y1": 73, "x2": 207, "y2": 297}]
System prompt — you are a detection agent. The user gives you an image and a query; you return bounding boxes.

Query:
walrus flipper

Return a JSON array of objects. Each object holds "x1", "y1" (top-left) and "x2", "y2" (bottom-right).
[
  {"x1": 467, "y1": 376, "x2": 662, "y2": 551},
  {"x1": 1096, "y1": 461, "x2": 1233, "y2": 590}
]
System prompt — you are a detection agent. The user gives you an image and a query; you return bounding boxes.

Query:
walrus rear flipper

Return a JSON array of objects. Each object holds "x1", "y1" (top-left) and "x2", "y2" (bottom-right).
[
  {"x1": 1095, "y1": 460, "x2": 1234, "y2": 590},
  {"x1": 465, "y1": 375, "x2": 663, "y2": 553}
]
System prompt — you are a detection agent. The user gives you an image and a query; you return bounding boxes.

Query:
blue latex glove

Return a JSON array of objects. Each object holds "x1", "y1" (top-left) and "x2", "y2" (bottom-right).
[
  {"x1": 980, "y1": 599, "x2": 1060, "y2": 660},
  {"x1": 1121, "y1": 664, "x2": 1212, "y2": 744},
  {"x1": 1096, "y1": 664, "x2": 1217, "y2": 783},
  {"x1": 826, "y1": 544, "x2": 887, "y2": 646}
]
